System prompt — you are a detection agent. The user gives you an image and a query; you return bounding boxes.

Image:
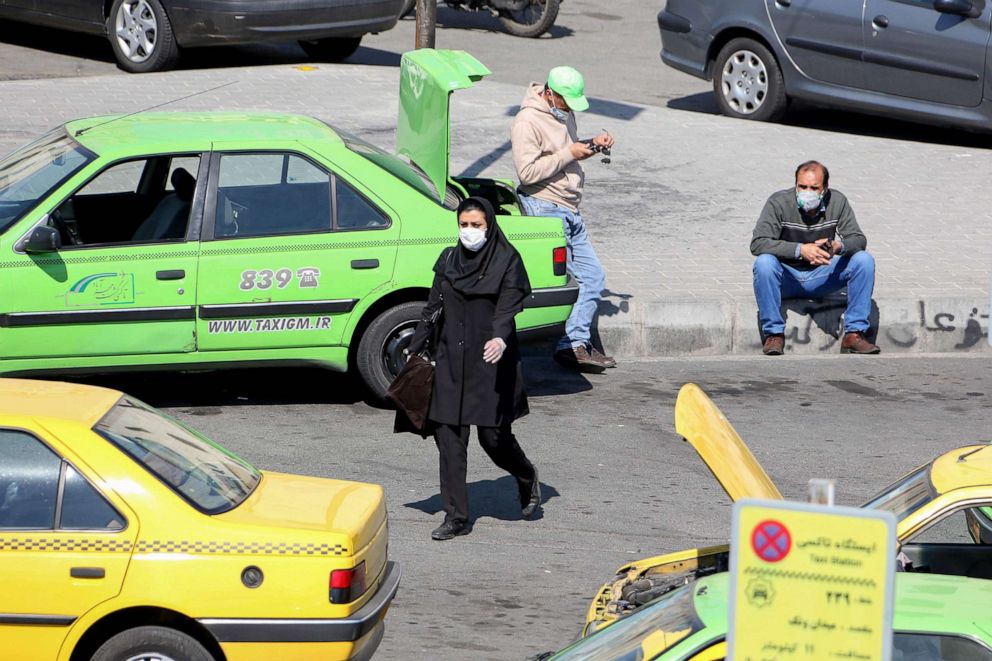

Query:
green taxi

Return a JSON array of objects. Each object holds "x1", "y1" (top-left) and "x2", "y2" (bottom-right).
[
  {"x1": 545, "y1": 572, "x2": 992, "y2": 660},
  {"x1": 0, "y1": 50, "x2": 575, "y2": 397}
]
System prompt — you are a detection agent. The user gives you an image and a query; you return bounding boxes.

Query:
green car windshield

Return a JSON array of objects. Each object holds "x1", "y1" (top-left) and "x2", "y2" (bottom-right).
[
  {"x1": 862, "y1": 465, "x2": 934, "y2": 522},
  {"x1": 0, "y1": 128, "x2": 94, "y2": 234},
  {"x1": 95, "y1": 396, "x2": 261, "y2": 514},
  {"x1": 551, "y1": 583, "x2": 704, "y2": 660}
]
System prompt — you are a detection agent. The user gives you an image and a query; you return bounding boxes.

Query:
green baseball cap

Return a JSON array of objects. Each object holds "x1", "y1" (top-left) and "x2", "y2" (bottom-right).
[{"x1": 547, "y1": 66, "x2": 589, "y2": 112}]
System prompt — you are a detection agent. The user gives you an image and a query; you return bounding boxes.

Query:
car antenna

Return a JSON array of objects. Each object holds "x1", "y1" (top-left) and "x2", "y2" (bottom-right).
[{"x1": 74, "y1": 81, "x2": 238, "y2": 137}]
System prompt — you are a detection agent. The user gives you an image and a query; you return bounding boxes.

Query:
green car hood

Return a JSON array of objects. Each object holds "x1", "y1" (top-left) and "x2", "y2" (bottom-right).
[{"x1": 396, "y1": 49, "x2": 491, "y2": 200}]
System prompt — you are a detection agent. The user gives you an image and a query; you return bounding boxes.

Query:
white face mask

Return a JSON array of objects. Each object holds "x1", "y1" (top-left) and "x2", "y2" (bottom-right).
[
  {"x1": 459, "y1": 227, "x2": 487, "y2": 251},
  {"x1": 548, "y1": 92, "x2": 569, "y2": 123},
  {"x1": 797, "y1": 189, "x2": 823, "y2": 212}
]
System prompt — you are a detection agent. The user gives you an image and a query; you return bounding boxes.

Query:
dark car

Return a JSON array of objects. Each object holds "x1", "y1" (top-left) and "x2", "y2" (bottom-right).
[
  {"x1": 658, "y1": 0, "x2": 992, "y2": 131},
  {"x1": 0, "y1": 0, "x2": 403, "y2": 73}
]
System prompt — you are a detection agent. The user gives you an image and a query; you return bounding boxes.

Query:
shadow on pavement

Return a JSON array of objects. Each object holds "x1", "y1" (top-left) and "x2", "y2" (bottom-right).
[
  {"x1": 51, "y1": 367, "x2": 367, "y2": 408},
  {"x1": 404, "y1": 474, "x2": 559, "y2": 522},
  {"x1": 0, "y1": 19, "x2": 114, "y2": 64},
  {"x1": 521, "y1": 355, "x2": 594, "y2": 396},
  {"x1": 667, "y1": 91, "x2": 992, "y2": 149}
]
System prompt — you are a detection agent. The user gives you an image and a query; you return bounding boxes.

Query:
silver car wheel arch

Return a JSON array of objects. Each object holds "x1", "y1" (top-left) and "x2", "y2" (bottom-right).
[
  {"x1": 720, "y1": 49, "x2": 769, "y2": 115},
  {"x1": 115, "y1": 0, "x2": 158, "y2": 64}
]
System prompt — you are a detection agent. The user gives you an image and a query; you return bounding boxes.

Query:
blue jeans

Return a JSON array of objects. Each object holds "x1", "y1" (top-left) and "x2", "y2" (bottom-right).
[
  {"x1": 519, "y1": 194, "x2": 605, "y2": 351},
  {"x1": 752, "y1": 252, "x2": 876, "y2": 335}
]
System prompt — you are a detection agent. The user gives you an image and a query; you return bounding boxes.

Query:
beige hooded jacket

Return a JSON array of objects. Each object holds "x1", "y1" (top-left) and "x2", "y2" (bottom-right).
[{"x1": 510, "y1": 82, "x2": 585, "y2": 212}]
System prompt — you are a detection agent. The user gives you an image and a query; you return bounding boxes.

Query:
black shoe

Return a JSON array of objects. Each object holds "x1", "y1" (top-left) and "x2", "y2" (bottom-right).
[
  {"x1": 431, "y1": 520, "x2": 470, "y2": 541},
  {"x1": 520, "y1": 466, "x2": 542, "y2": 518}
]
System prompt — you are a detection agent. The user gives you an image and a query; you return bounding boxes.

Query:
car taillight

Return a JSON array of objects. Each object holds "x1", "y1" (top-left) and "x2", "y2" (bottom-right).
[
  {"x1": 329, "y1": 561, "x2": 367, "y2": 604},
  {"x1": 553, "y1": 246, "x2": 567, "y2": 276}
]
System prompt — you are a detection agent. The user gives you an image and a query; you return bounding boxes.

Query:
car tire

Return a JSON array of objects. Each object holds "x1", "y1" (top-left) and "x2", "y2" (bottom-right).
[
  {"x1": 108, "y1": 0, "x2": 180, "y2": 74},
  {"x1": 498, "y1": 0, "x2": 559, "y2": 38},
  {"x1": 91, "y1": 625, "x2": 213, "y2": 661},
  {"x1": 399, "y1": 0, "x2": 416, "y2": 18},
  {"x1": 357, "y1": 301, "x2": 426, "y2": 401},
  {"x1": 299, "y1": 36, "x2": 363, "y2": 62},
  {"x1": 712, "y1": 38, "x2": 787, "y2": 122}
]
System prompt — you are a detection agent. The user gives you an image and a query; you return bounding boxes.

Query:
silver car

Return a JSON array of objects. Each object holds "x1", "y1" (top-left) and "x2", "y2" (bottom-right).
[{"x1": 658, "y1": 0, "x2": 992, "y2": 130}]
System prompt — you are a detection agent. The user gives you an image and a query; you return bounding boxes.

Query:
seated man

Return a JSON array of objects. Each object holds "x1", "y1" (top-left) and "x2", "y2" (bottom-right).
[{"x1": 751, "y1": 161, "x2": 879, "y2": 356}]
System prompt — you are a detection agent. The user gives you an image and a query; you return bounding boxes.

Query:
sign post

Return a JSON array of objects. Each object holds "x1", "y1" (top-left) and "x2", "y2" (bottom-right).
[
  {"x1": 415, "y1": 0, "x2": 437, "y2": 49},
  {"x1": 729, "y1": 499, "x2": 896, "y2": 661}
]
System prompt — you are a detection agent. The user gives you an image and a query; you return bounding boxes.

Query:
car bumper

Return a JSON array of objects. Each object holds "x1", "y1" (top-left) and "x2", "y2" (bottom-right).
[
  {"x1": 523, "y1": 276, "x2": 579, "y2": 310},
  {"x1": 199, "y1": 561, "x2": 401, "y2": 644},
  {"x1": 169, "y1": 0, "x2": 403, "y2": 47},
  {"x1": 658, "y1": 8, "x2": 710, "y2": 81}
]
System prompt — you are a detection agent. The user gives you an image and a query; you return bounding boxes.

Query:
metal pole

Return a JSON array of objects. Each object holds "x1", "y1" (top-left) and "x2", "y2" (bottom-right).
[{"x1": 415, "y1": 0, "x2": 437, "y2": 49}]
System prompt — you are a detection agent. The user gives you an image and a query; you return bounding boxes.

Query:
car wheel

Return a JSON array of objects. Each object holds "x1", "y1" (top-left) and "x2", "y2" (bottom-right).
[
  {"x1": 712, "y1": 38, "x2": 786, "y2": 122},
  {"x1": 299, "y1": 36, "x2": 362, "y2": 62},
  {"x1": 108, "y1": 0, "x2": 179, "y2": 73},
  {"x1": 91, "y1": 626, "x2": 213, "y2": 661},
  {"x1": 357, "y1": 301, "x2": 425, "y2": 401},
  {"x1": 399, "y1": 0, "x2": 416, "y2": 18}
]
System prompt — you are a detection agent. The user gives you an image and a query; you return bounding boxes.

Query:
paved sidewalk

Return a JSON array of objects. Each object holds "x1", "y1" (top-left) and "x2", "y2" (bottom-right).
[{"x1": 1, "y1": 63, "x2": 989, "y2": 355}]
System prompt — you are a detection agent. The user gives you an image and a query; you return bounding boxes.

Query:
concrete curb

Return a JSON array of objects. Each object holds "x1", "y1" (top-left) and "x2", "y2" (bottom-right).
[{"x1": 591, "y1": 295, "x2": 990, "y2": 357}]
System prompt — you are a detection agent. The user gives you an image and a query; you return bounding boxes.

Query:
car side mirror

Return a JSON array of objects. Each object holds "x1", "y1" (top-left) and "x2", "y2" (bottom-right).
[
  {"x1": 934, "y1": 0, "x2": 982, "y2": 18},
  {"x1": 22, "y1": 224, "x2": 62, "y2": 254}
]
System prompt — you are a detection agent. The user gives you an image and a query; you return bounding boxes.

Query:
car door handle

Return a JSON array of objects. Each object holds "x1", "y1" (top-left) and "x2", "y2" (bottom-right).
[
  {"x1": 70, "y1": 567, "x2": 105, "y2": 579},
  {"x1": 873, "y1": 14, "x2": 889, "y2": 28},
  {"x1": 156, "y1": 270, "x2": 185, "y2": 280},
  {"x1": 351, "y1": 259, "x2": 379, "y2": 270}
]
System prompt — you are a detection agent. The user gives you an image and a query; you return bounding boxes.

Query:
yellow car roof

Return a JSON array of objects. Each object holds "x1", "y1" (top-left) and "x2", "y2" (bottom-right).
[
  {"x1": 0, "y1": 378, "x2": 121, "y2": 428},
  {"x1": 930, "y1": 443, "x2": 992, "y2": 493}
]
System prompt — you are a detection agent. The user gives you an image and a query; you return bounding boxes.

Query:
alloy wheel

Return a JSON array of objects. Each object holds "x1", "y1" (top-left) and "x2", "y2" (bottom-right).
[
  {"x1": 720, "y1": 49, "x2": 768, "y2": 115},
  {"x1": 124, "y1": 655, "x2": 177, "y2": 661},
  {"x1": 115, "y1": 0, "x2": 158, "y2": 64}
]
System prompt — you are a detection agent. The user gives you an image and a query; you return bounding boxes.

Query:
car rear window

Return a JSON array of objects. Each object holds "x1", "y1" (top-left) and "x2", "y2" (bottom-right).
[
  {"x1": 336, "y1": 128, "x2": 460, "y2": 209},
  {"x1": 94, "y1": 396, "x2": 260, "y2": 514},
  {"x1": 0, "y1": 128, "x2": 94, "y2": 234}
]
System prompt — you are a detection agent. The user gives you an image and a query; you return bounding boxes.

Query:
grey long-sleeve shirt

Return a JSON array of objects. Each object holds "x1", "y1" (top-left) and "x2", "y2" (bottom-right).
[{"x1": 750, "y1": 188, "x2": 867, "y2": 267}]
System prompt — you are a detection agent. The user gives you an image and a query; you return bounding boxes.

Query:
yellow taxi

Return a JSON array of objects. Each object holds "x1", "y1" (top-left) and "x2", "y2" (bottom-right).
[
  {"x1": 584, "y1": 383, "x2": 992, "y2": 636},
  {"x1": 0, "y1": 378, "x2": 398, "y2": 661}
]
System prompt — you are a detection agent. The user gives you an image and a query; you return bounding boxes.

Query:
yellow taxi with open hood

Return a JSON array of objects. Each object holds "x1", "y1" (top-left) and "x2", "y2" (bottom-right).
[
  {"x1": 0, "y1": 378, "x2": 398, "y2": 661},
  {"x1": 583, "y1": 383, "x2": 992, "y2": 635}
]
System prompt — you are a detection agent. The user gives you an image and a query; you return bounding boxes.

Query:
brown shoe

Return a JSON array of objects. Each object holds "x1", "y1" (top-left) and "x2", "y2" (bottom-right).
[
  {"x1": 841, "y1": 331, "x2": 880, "y2": 354},
  {"x1": 762, "y1": 334, "x2": 785, "y2": 356},
  {"x1": 590, "y1": 347, "x2": 617, "y2": 368},
  {"x1": 554, "y1": 345, "x2": 607, "y2": 374}
]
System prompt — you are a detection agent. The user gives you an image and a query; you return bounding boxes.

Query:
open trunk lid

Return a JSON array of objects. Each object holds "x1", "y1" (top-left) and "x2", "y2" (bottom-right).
[
  {"x1": 675, "y1": 383, "x2": 782, "y2": 502},
  {"x1": 396, "y1": 48, "x2": 491, "y2": 201}
]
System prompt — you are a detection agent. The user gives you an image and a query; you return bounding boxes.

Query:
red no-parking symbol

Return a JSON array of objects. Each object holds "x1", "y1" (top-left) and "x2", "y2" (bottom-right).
[{"x1": 751, "y1": 520, "x2": 791, "y2": 563}]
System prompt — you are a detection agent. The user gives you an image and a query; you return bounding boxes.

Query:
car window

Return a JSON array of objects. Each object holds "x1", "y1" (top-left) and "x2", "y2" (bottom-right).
[
  {"x1": 81, "y1": 159, "x2": 145, "y2": 195},
  {"x1": 94, "y1": 396, "x2": 260, "y2": 514},
  {"x1": 0, "y1": 128, "x2": 94, "y2": 234},
  {"x1": 336, "y1": 177, "x2": 388, "y2": 230},
  {"x1": 50, "y1": 154, "x2": 200, "y2": 247},
  {"x1": 863, "y1": 465, "x2": 934, "y2": 523},
  {"x1": 59, "y1": 465, "x2": 124, "y2": 531},
  {"x1": 909, "y1": 509, "x2": 973, "y2": 544},
  {"x1": 894, "y1": 632, "x2": 992, "y2": 660},
  {"x1": 0, "y1": 429, "x2": 61, "y2": 529},
  {"x1": 214, "y1": 152, "x2": 331, "y2": 238}
]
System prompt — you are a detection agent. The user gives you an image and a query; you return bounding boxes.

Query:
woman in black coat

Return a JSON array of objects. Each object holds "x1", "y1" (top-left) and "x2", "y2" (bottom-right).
[{"x1": 407, "y1": 197, "x2": 540, "y2": 541}]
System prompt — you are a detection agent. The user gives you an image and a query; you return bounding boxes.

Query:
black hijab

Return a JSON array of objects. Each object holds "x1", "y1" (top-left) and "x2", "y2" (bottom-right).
[{"x1": 436, "y1": 197, "x2": 532, "y2": 298}]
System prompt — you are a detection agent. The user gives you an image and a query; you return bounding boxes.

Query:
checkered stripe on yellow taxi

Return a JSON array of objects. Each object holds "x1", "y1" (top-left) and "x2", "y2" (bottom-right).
[
  {"x1": 0, "y1": 537, "x2": 133, "y2": 552},
  {"x1": 136, "y1": 540, "x2": 349, "y2": 555}
]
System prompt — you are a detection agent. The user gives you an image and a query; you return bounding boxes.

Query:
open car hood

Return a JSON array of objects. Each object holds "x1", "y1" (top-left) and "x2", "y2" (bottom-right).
[
  {"x1": 396, "y1": 49, "x2": 491, "y2": 200},
  {"x1": 674, "y1": 383, "x2": 782, "y2": 502}
]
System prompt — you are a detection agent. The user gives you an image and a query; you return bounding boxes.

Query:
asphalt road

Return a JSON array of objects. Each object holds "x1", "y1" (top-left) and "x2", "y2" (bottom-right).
[
  {"x1": 73, "y1": 354, "x2": 992, "y2": 660},
  {"x1": 0, "y1": 0, "x2": 707, "y2": 107}
]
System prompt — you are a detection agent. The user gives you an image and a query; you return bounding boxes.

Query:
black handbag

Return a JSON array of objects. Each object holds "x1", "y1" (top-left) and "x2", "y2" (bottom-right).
[{"x1": 386, "y1": 301, "x2": 443, "y2": 432}]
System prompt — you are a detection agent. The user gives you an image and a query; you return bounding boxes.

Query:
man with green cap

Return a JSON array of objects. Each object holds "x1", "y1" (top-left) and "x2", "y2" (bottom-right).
[{"x1": 511, "y1": 66, "x2": 616, "y2": 373}]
